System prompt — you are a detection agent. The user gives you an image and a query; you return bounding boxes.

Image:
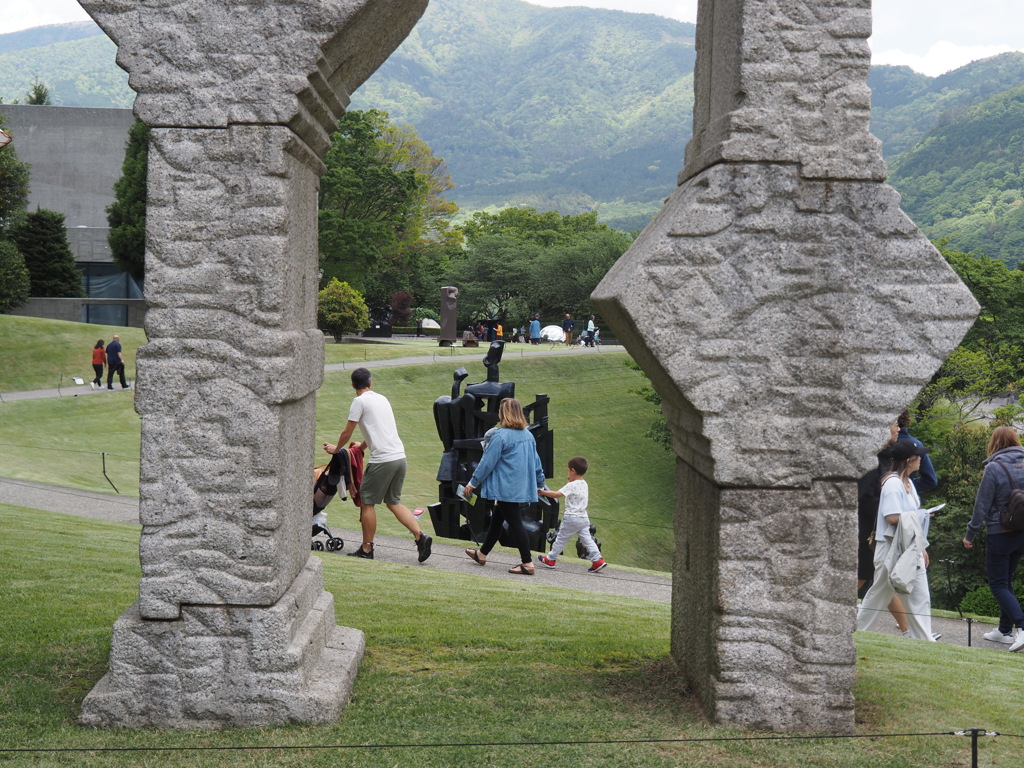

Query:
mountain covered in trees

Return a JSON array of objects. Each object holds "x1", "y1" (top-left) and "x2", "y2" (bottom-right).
[{"x1": 2, "y1": 0, "x2": 1023, "y2": 260}]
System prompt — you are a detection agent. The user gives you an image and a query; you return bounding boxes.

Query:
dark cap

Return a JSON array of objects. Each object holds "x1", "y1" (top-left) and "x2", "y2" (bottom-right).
[{"x1": 888, "y1": 438, "x2": 929, "y2": 462}]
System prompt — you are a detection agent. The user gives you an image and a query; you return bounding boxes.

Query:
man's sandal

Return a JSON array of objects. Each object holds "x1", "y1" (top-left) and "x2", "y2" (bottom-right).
[
  {"x1": 508, "y1": 563, "x2": 534, "y2": 575},
  {"x1": 466, "y1": 548, "x2": 486, "y2": 565}
]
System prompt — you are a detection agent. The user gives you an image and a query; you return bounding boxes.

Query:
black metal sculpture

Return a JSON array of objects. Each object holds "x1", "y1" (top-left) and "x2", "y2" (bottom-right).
[{"x1": 429, "y1": 341, "x2": 558, "y2": 551}]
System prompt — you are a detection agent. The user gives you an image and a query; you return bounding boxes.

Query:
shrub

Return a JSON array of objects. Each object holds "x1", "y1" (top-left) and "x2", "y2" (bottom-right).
[
  {"x1": 959, "y1": 581, "x2": 1024, "y2": 619},
  {"x1": 317, "y1": 278, "x2": 370, "y2": 342}
]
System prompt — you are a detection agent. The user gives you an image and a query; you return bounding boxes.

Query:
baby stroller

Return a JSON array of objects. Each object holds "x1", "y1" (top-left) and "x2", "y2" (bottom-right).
[{"x1": 311, "y1": 452, "x2": 347, "y2": 552}]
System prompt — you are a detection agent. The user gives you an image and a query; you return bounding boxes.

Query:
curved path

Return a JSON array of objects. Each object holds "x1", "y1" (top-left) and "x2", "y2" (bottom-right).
[{"x1": 0, "y1": 342, "x2": 1011, "y2": 650}]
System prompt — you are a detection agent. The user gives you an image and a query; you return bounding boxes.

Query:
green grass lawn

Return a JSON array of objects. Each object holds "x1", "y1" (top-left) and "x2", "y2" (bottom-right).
[
  {"x1": 1, "y1": 321, "x2": 675, "y2": 570},
  {"x1": 1, "y1": 504, "x2": 1022, "y2": 768},
  {"x1": 0, "y1": 313, "x2": 571, "y2": 393},
  {"x1": 0, "y1": 315, "x2": 147, "y2": 393}
]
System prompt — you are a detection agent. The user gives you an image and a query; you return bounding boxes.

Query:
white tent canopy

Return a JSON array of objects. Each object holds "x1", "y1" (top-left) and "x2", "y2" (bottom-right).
[{"x1": 539, "y1": 325, "x2": 565, "y2": 342}]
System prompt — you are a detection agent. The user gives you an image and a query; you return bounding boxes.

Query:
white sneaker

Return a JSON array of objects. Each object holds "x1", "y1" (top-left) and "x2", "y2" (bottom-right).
[
  {"x1": 983, "y1": 628, "x2": 1014, "y2": 644},
  {"x1": 1010, "y1": 628, "x2": 1024, "y2": 653}
]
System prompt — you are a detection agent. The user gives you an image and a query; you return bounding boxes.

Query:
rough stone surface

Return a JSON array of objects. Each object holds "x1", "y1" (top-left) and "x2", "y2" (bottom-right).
[
  {"x1": 685, "y1": 0, "x2": 884, "y2": 183},
  {"x1": 592, "y1": 0, "x2": 979, "y2": 733},
  {"x1": 78, "y1": 0, "x2": 428, "y2": 729},
  {"x1": 80, "y1": 558, "x2": 366, "y2": 729},
  {"x1": 598, "y1": 162, "x2": 978, "y2": 490}
]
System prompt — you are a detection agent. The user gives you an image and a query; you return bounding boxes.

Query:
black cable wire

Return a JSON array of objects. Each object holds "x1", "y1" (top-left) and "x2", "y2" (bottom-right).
[
  {"x1": 2, "y1": 729, "x2": 989, "y2": 755},
  {"x1": 0, "y1": 442, "x2": 138, "y2": 461}
]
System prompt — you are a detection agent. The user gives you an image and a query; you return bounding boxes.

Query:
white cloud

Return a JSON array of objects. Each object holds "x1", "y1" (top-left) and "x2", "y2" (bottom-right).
[{"x1": 872, "y1": 41, "x2": 1019, "y2": 78}]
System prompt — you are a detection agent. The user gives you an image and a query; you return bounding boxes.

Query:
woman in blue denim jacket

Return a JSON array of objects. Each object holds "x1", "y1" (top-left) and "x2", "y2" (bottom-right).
[
  {"x1": 463, "y1": 398, "x2": 545, "y2": 575},
  {"x1": 963, "y1": 426, "x2": 1024, "y2": 651}
]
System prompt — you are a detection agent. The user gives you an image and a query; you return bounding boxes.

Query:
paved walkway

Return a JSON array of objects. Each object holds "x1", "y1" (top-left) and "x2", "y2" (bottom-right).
[{"x1": 0, "y1": 475, "x2": 671, "y2": 604}]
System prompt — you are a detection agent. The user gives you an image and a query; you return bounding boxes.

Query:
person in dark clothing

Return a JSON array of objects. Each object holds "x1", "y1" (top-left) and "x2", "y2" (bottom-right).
[
  {"x1": 106, "y1": 334, "x2": 129, "y2": 389},
  {"x1": 561, "y1": 313, "x2": 575, "y2": 346},
  {"x1": 897, "y1": 409, "x2": 937, "y2": 494},
  {"x1": 964, "y1": 426, "x2": 1024, "y2": 651}
]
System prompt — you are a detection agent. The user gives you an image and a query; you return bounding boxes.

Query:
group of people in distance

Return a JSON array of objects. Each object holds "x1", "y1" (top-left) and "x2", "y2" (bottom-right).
[
  {"x1": 88, "y1": 335, "x2": 129, "y2": 390},
  {"x1": 323, "y1": 367, "x2": 606, "y2": 575},
  {"x1": 857, "y1": 410, "x2": 1024, "y2": 651}
]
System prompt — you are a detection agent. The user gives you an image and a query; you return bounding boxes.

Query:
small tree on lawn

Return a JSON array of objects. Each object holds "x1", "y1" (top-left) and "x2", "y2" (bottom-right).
[
  {"x1": 8, "y1": 208, "x2": 84, "y2": 297},
  {"x1": 318, "y1": 278, "x2": 370, "y2": 342},
  {"x1": 0, "y1": 239, "x2": 30, "y2": 312}
]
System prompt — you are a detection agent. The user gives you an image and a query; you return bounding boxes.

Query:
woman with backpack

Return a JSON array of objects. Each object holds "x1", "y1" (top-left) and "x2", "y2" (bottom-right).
[{"x1": 963, "y1": 426, "x2": 1024, "y2": 652}]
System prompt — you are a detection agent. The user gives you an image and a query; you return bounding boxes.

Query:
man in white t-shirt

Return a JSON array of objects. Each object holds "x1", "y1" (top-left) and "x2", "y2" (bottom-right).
[{"x1": 323, "y1": 367, "x2": 432, "y2": 562}]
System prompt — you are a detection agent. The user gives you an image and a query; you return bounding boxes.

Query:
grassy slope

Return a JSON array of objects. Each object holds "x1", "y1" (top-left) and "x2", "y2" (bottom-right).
[
  {"x1": 1, "y1": 313, "x2": 673, "y2": 570},
  {"x1": 0, "y1": 314, "x2": 489, "y2": 393},
  {"x1": 1, "y1": 504, "x2": 1022, "y2": 768}
]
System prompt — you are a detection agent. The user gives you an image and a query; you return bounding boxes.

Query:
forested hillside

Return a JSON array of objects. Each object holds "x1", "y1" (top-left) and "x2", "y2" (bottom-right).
[
  {"x1": 871, "y1": 53, "x2": 1024, "y2": 265},
  {"x1": 1, "y1": 2, "x2": 1023, "y2": 260},
  {"x1": 351, "y1": 0, "x2": 696, "y2": 229}
]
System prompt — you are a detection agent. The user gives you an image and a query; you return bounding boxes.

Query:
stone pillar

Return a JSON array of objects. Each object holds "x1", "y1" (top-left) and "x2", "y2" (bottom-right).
[
  {"x1": 592, "y1": 0, "x2": 978, "y2": 733},
  {"x1": 78, "y1": 0, "x2": 428, "y2": 728}
]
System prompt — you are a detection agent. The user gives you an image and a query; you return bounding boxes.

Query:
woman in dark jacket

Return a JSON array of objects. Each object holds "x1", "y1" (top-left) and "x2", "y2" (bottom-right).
[{"x1": 963, "y1": 426, "x2": 1024, "y2": 651}]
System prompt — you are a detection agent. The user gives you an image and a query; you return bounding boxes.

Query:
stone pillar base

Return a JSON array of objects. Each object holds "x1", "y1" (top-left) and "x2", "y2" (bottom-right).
[
  {"x1": 80, "y1": 557, "x2": 363, "y2": 729},
  {"x1": 672, "y1": 464, "x2": 857, "y2": 734}
]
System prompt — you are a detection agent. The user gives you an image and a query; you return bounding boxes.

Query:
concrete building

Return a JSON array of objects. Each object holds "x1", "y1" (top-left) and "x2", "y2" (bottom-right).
[{"x1": 3, "y1": 104, "x2": 144, "y2": 326}]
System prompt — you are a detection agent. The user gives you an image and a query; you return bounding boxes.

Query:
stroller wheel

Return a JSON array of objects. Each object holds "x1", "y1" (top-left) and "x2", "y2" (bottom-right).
[
  {"x1": 326, "y1": 537, "x2": 344, "y2": 552},
  {"x1": 312, "y1": 540, "x2": 325, "y2": 551}
]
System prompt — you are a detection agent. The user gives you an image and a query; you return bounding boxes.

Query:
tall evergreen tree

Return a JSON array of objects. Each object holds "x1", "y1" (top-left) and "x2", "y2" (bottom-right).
[
  {"x1": 107, "y1": 119, "x2": 149, "y2": 280},
  {"x1": 25, "y1": 79, "x2": 53, "y2": 106},
  {"x1": 0, "y1": 112, "x2": 31, "y2": 230},
  {"x1": 0, "y1": 239, "x2": 31, "y2": 312},
  {"x1": 8, "y1": 209, "x2": 84, "y2": 298}
]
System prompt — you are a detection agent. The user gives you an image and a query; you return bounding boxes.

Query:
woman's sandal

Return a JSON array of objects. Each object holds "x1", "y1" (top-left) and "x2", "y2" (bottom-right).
[
  {"x1": 508, "y1": 563, "x2": 534, "y2": 575},
  {"x1": 466, "y1": 548, "x2": 486, "y2": 566}
]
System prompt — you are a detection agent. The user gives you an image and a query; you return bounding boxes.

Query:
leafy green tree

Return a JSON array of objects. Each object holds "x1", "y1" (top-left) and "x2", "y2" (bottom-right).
[
  {"x1": 461, "y1": 207, "x2": 613, "y2": 248},
  {"x1": 444, "y1": 234, "x2": 541, "y2": 323},
  {"x1": 106, "y1": 119, "x2": 149, "y2": 280},
  {"x1": 318, "y1": 109, "x2": 458, "y2": 306},
  {"x1": 317, "y1": 278, "x2": 370, "y2": 342},
  {"x1": 8, "y1": 209, "x2": 84, "y2": 297},
  {"x1": 918, "y1": 243, "x2": 1024, "y2": 419},
  {"x1": 0, "y1": 239, "x2": 30, "y2": 312},
  {"x1": 531, "y1": 229, "x2": 633, "y2": 319},
  {"x1": 0, "y1": 112, "x2": 30, "y2": 229}
]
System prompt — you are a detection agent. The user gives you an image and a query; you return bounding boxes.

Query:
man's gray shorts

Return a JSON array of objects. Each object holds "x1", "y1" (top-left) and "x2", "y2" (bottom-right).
[{"x1": 360, "y1": 458, "x2": 407, "y2": 505}]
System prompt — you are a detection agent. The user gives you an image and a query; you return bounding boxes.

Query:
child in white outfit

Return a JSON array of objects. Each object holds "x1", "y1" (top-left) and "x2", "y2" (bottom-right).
[{"x1": 537, "y1": 456, "x2": 606, "y2": 572}]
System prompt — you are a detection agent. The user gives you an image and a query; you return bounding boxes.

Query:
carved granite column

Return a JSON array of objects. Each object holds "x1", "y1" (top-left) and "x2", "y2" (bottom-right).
[
  {"x1": 78, "y1": 0, "x2": 428, "y2": 728},
  {"x1": 592, "y1": 0, "x2": 979, "y2": 732}
]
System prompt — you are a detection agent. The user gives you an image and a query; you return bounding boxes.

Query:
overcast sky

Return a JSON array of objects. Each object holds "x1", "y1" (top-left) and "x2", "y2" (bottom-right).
[{"x1": 3, "y1": 0, "x2": 1021, "y2": 77}]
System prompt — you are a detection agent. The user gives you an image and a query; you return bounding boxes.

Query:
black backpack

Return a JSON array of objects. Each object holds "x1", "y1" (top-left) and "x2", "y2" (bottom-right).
[{"x1": 994, "y1": 461, "x2": 1024, "y2": 532}]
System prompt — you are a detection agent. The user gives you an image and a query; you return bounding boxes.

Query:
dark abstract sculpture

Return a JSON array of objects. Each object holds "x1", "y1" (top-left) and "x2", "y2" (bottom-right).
[
  {"x1": 439, "y1": 285, "x2": 458, "y2": 347},
  {"x1": 429, "y1": 341, "x2": 557, "y2": 550}
]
